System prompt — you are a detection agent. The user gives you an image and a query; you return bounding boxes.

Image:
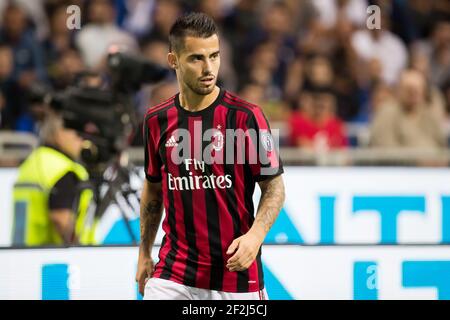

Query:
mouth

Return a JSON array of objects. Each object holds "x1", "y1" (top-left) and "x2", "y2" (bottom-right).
[{"x1": 200, "y1": 76, "x2": 215, "y2": 85}]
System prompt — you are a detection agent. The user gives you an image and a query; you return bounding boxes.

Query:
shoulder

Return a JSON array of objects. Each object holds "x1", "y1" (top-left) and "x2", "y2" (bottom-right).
[
  {"x1": 22, "y1": 147, "x2": 84, "y2": 188},
  {"x1": 351, "y1": 30, "x2": 370, "y2": 47},
  {"x1": 52, "y1": 172, "x2": 79, "y2": 190},
  {"x1": 144, "y1": 94, "x2": 177, "y2": 122},
  {"x1": 374, "y1": 100, "x2": 401, "y2": 118},
  {"x1": 222, "y1": 91, "x2": 264, "y2": 119},
  {"x1": 75, "y1": 25, "x2": 95, "y2": 41}
]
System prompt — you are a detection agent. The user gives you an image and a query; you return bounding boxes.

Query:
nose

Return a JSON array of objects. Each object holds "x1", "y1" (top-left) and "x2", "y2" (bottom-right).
[{"x1": 203, "y1": 58, "x2": 212, "y2": 75}]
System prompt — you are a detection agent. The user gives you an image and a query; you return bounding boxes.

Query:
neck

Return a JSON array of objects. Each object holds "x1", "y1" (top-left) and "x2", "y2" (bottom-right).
[
  {"x1": 44, "y1": 143, "x2": 75, "y2": 161},
  {"x1": 178, "y1": 84, "x2": 220, "y2": 112},
  {"x1": 403, "y1": 103, "x2": 421, "y2": 115}
]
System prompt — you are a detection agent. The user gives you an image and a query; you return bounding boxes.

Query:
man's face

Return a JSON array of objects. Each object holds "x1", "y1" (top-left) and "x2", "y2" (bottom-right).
[
  {"x1": 171, "y1": 35, "x2": 220, "y2": 95},
  {"x1": 89, "y1": 0, "x2": 114, "y2": 24},
  {"x1": 4, "y1": 7, "x2": 26, "y2": 38},
  {"x1": 0, "y1": 47, "x2": 13, "y2": 78},
  {"x1": 398, "y1": 72, "x2": 426, "y2": 109},
  {"x1": 56, "y1": 128, "x2": 83, "y2": 160}
]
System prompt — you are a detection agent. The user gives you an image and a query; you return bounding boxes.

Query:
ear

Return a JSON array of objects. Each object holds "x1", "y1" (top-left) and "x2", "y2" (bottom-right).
[{"x1": 167, "y1": 52, "x2": 178, "y2": 70}]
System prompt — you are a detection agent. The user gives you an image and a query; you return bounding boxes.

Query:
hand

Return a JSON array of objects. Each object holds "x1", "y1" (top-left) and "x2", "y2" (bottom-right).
[
  {"x1": 136, "y1": 255, "x2": 154, "y2": 296},
  {"x1": 226, "y1": 232, "x2": 263, "y2": 272}
]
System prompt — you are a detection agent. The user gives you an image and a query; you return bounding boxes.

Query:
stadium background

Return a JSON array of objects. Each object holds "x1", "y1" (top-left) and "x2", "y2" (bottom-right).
[{"x1": 1, "y1": 0, "x2": 450, "y2": 300}]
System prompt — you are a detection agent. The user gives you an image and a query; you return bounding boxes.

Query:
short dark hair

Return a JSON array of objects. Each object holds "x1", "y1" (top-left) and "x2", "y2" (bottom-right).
[{"x1": 169, "y1": 12, "x2": 218, "y2": 53}]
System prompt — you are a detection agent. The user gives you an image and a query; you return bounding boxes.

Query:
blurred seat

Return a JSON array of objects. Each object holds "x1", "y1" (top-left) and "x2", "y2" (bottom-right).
[
  {"x1": 345, "y1": 123, "x2": 371, "y2": 147},
  {"x1": 0, "y1": 131, "x2": 38, "y2": 165}
]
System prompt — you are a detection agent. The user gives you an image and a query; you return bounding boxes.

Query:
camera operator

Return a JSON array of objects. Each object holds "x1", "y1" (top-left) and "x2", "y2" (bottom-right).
[{"x1": 12, "y1": 111, "x2": 97, "y2": 246}]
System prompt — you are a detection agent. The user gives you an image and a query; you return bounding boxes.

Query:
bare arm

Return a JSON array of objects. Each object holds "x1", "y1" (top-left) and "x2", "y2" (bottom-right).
[
  {"x1": 251, "y1": 174, "x2": 286, "y2": 241},
  {"x1": 49, "y1": 209, "x2": 76, "y2": 245},
  {"x1": 136, "y1": 179, "x2": 163, "y2": 295},
  {"x1": 139, "y1": 179, "x2": 164, "y2": 258},
  {"x1": 226, "y1": 174, "x2": 285, "y2": 271}
]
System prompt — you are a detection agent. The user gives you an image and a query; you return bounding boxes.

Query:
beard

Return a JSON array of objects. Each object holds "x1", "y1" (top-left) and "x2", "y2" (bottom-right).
[{"x1": 186, "y1": 77, "x2": 217, "y2": 95}]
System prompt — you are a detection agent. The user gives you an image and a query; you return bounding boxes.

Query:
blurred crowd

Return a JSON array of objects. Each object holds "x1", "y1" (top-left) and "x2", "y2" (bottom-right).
[{"x1": 0, "y1": 0, "x2": 449, "y2": 151}]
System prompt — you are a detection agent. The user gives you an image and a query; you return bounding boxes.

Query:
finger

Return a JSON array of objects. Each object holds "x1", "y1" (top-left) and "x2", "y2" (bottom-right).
[
  {"x1": 227, "y1": 256, "x2": 245, "y2": 269},
  {"x1": 229, "y1": 263, "x2": 246, "y2": 272},
  {"x1": 227, "y1": 253, "x2": 249, "y2": 271},
  {"x1": 231, "y1": 258, "x2": 252, "y2": 272},
  {"x1": 229, "y1": 252, "x2": 255, "y2": 271},
  {"x1": 228, "y1": 244, "x2": 251, "y2": 263},
  {"x1": 226, "y1": 239, "x2": 240, "y2": 255},
  {"x1": 227, "y1": 246, "x2": 246, "y2": 264},
  {"x1": 228, "y1": 263, "x2": 243, "y2": 272},
  {"x1": 241, "y1": 257, "x2": 254, "y2": 270},
  {"x1": 139, "y1": 280, "x2": 145, "y2": 296}
]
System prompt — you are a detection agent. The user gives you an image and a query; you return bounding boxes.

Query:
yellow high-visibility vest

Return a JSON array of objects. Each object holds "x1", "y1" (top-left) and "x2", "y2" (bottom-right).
[{"x1": 12, "y1": 146, "x2": 97, "y2": 246}]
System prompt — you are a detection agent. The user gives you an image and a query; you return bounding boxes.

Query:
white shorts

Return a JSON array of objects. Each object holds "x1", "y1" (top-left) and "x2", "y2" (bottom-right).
[{"x1": 144, "y1": 277, "x2": 269, "y2": 300}]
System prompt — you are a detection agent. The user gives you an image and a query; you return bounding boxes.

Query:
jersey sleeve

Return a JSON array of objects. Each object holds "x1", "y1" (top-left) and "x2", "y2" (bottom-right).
[
  {"x1": 143, "y1": 117, "x2": 162, "y2": 182},
  {"x1": 49, "y1": 172, "x2": 79, "y2": 210},
  {"x1": 245, "y1": 107, "x2": 284, "y2": 182}
]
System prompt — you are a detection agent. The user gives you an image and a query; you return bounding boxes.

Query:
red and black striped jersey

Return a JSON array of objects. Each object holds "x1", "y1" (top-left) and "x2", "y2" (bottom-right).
[{"x1": 143, "y1": 88, "x2": 283, "y2": 293}]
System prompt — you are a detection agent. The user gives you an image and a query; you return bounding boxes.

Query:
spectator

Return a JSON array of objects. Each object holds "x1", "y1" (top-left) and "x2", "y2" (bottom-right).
[
  {"x1": 239, "y1": 82, "x2": 266, "y2": 106},
  {"x1": 222, "y1": 0, "x2": 260, "y2": 57},
  {"x1": 139, "y1": 0, "x2": 181, "y2": 44},
  {"x1": 137, "y1": 37, "x2": 173, "y2": 118},
  {"x1": 351, "y1": 14, "x2": 408, "y2": 85},
  {"x1": 147, "y1": 80, "x2": 178, "y2": 109},
  {"x1": 0, "y1": 0, "x2": 50, "y2": 41},
  {"x1": 369, "y1": 69, "x2": 447, "y2": 149},
  {"x1": 370, "y1": 0, "x2": 417, "y2": 45},
  {"x1": 131, "y1": 80, "x2": 178, "y2": 146},
  {"x1": 121, "y1": 0, "x2": 156, "y2": 37},
  {"x1": 0, "y1": 0, "x2": 446, "y2": 160},
  {"x1": 284, "y1": 0, "x2": 319, "y2": 41},
  {"x1": 0, "y1": 4, "x2": 47, "y2": 82},
  {"x1": 414, "y1": 21, "x2": 450, "y2": 87},
  {"x1": 0, "y1": 43, "x2": 16, "y2": 129},
  {"x1": 303, "y1": 54, "x2": 360, "y2": 121},
  {"x1": 141, "y1": 36, "x2": 169, "y2": 67},
  {"x1": 299, "y1": 0, "x2": 365, "y2": 57},
  {"x1": 75, "y1": 0, "x2": 138, "y2": 70},
  {"x1": 245, "y1": 41, "x2": 283, "y2": 98},
  {"x1": 238, "y1": 1, "x2": 295, "y2": 89},
  {"x1": 0, "y1": 4, "x2": 47, "y2": 131},
  {"x1": 289, "y1": 89, "x2": 348, "y2": 150},
  {"x1": 239, "y1": 81, "x2": 290, "y2": 122},
  {"x1": 284, "y1": 56, "x2": 304, "y2": 103},
  {"x1": 407, "y1": 0, "x2": 436, "y2": 39},
  {"x1": 43, "y1": 3, "x2": 77, "y2": 68},
  {"x1": 49, "y1": 49, "x2": 85, "y2": 90},
  {"x1": 365, "y1": 82, "x2": 394, "y2": 118},
  {"x1": 410, "y1": 48, "x2": 448, "y2": 124},
  {"x1": 312, "y1": 0, "x2": 368, "y2": 30}
]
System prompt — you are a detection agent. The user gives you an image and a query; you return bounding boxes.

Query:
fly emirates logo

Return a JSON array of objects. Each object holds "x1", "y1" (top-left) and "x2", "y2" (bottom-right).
[{"x1": 168, "y1": 158, "x2": 232, "y2": 191}]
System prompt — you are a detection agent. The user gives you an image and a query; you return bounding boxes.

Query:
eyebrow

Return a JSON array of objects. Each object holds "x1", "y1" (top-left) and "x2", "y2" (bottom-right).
[{"x1": 187, "y1": 50, "x2": 220, "y2": 59}]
